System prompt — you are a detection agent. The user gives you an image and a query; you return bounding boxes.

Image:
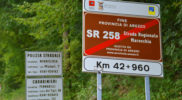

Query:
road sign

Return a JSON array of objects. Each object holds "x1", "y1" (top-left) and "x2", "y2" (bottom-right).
[
  {"x1": 25, "y1": 51, "x2": 62, "y2": 76},
  {"x1": 84, "y1": 0, "x2": 160, "y2": 17},
  {"x1": 84, "y1": 57, "x2": 162, "y2": 76},
  {"x1": 82, "y1": 0, "x2": 163, "y2": 77},
  {"x1": 26, "y1": 78, "x2": 63, "y2": 100}
]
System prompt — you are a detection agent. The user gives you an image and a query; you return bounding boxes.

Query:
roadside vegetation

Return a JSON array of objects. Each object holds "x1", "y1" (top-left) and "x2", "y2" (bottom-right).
[{"x1": 0, "y1": 0, "x2": 182, "y2": 100}]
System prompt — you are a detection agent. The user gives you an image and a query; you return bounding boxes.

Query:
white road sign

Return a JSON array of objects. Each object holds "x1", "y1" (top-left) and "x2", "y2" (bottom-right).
[
  {"x1": 25, "y1": 51, "x2": 62, "y2": 76},
  {"x1": 84, "y1": 0, "x2": 160, "y2": 17},
  {"x1": 26, "y1": 78, "x2": 63, "y2": 100},
  {"x1": 83, "y1": 57, "x2": 163, "y2": 77}
]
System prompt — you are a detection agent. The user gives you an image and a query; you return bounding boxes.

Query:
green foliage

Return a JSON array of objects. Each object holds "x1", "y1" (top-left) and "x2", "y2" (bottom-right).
[{"x1": 0, "y1": 0, "x2": 182, "y2": 100}]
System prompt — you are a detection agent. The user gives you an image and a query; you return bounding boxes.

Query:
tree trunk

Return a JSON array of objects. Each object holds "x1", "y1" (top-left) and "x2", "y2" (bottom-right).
[{"x1": 62, "y1": 24, "x2": 74, "y2": 99}]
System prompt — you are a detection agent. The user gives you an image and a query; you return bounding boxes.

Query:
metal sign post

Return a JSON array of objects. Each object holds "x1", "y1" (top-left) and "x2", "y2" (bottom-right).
[
  {"x1": 97, "y1": 72, "x2": 102, "y2": 100},
  {"x1": 145, "y1": 76, "x2": 150, "y2": 100},
  {"x1": 82, "y1": 0, "x2": 163, "y2": 99}
]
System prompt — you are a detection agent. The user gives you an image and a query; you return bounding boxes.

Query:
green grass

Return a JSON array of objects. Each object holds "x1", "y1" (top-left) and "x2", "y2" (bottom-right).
[{"x1": 0, "y1": 85, "x2": 25, "y2": 100}]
